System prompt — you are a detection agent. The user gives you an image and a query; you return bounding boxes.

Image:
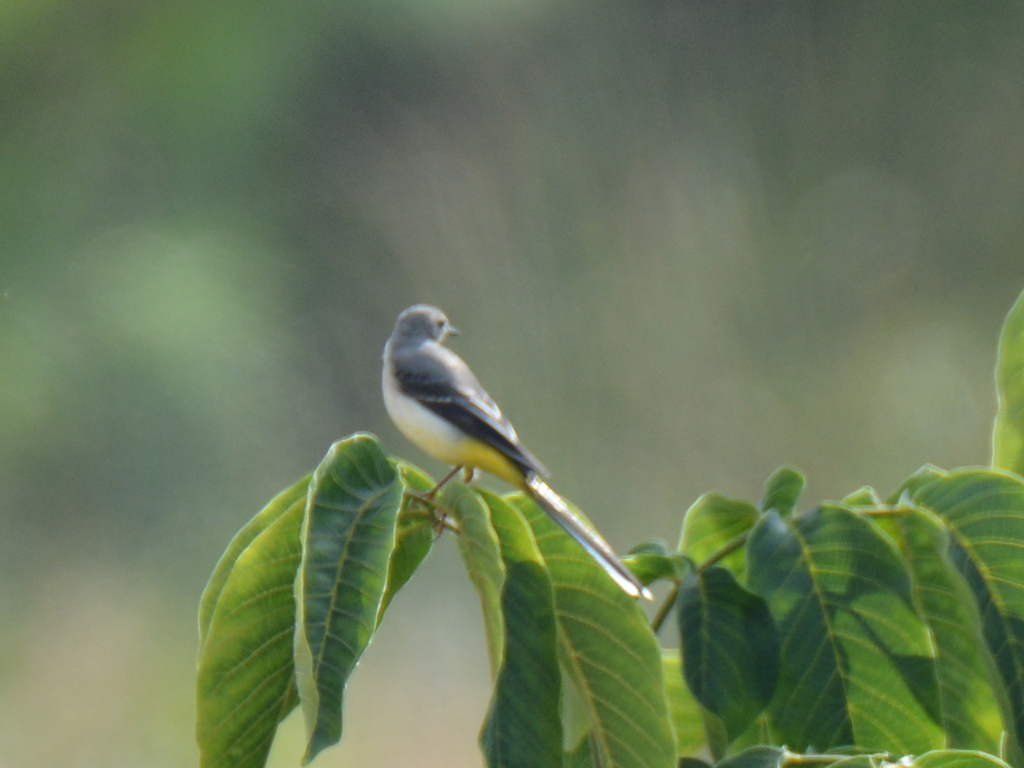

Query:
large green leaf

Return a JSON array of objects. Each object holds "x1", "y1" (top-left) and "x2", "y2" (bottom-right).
[
  {"x1": 883, "y1": 505, "x2": 1001, "y2": 752},
  {"x1": 662, "y1": 650, "x2": 707, "y2": 757},
  {"x1": 196, "y1": 485, "x2": 306, "y2": 768},
  {"x1": 508, "y1": 493, "x2": 677, "y2": 768},
  {"x1": 677, "y1": 565, "x2": 779, "y2": 743},
  {"x1": 477, "y1": 489, "x2": 562, "y2": 768},
  {"x1": 293, "y1": 435, "x2": 405, "y2": 764},
  {"x1": 994, "y1": 287, "x2": 1024, "y2": 474},
  {"x1": 679, "y1": 493, "x2": 760, "y2": 575},
  {"x1": 445, "y1": 482, "x2": 506, "y2": 677},
  {"x1": 911, "y1": 470, "x2": 1024, "y2": 763},
  {"x1": 747, "y1": 505, "x2": 943, "y2": 754},
  {"x1": 376, "y1": 460, "x2": 436, "y2": 624},
  {"x1": 198, "y1": 475, "x2": 310, "y2": 649}
]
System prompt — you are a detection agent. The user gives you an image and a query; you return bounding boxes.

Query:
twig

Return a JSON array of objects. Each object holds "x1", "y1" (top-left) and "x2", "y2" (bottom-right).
[
  {"x1": 650, "y1": 584, "x2": 680, "y2": 634},
  {"x1": 650, "y1": 530, "x2": 750, "y2": 634}
]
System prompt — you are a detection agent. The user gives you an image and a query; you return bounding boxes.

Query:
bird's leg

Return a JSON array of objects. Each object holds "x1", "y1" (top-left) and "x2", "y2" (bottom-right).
[
  {"x1": 425, "y1": 464, "x2": 463, "y2": 499},
  {"x1": 463, "y1": 467, "x2": 475, "y2": 483},
  {"x1": 425, "y1": 464, "x2": 467, "y2": 536}
]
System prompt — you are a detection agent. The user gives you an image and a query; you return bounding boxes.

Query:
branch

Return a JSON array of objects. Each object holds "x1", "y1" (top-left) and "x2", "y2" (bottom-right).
[{"x1": 650, "y1": 530, "x2": 750, "y2": 634}]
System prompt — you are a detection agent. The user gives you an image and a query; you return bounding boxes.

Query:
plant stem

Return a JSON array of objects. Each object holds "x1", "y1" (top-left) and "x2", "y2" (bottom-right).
[
  {"x1": 783, "y1": 752, "x2": 893, "y2": 767},
  {"x1": 401, "y1": 493, "x2": 459, "y2": 534},
  {"x1": 696, "y1": 531, "x2": 748, "y2": 572},
  {"x1": 650, "y1": 530, "x2": 750, "y2": 634},
  {"x1": 650, "y1": 584, "x2": 679, "y2": 634}
]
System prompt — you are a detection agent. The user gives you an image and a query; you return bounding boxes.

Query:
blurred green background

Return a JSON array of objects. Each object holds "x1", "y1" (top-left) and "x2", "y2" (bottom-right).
[{"x1": 3, "y1": 2, "x2": 1024, "y2": 766}]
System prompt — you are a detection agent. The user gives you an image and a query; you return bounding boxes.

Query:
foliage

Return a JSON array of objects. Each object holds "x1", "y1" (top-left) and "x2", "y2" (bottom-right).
[
  {"x1": 995, "y1": 288, "x2": 1024, "y2": 475},
  {"x1": 196, "y1": 285, "x2": 1024, "y2": 768}
]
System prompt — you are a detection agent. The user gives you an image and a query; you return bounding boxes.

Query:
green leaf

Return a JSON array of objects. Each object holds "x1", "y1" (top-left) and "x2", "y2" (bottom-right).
[
  {"x1": 445, "y1": 482, "x2": 506, "y2": 677},
  {"x1": 563, "y1": 737, "x2": 594, "y2": 768},
  {"x1": 624, "y1": 540, "x2": 687, "y2": 584},
  {"x1": 198, "y1": 475, "x2": 310, "y2": 649},
  {"x1": 376, "y1": 461, "x2": 436, "y2": 624},
  {"x1": 294, "y1": 434, "x2": 404, "y2": 764},
  {"x1": 714, "y1": 746, "x2": 785, "y2": 768},
  {"x1": 483, "y1": 560, "x2": 560, "y2": 767},
  {"x1": 560, "y1": 665, "x2": 594, "y2": 760},
  {"x1": 760, "y1": 466, "x2": 805, "y2": 516},
  {"x1": 196, "y1": 485, "x2": 306, "y2": 768},
  {"x1": 916, "y1": 750, "x2": 1014, "y2": 768},
  {"x1": 477, "y1": 489, "x2": 562, "y2": 768},
  {"x1": 509, "y1": 493, "x2": 677, "y2": 768},
  {"x1": 680, "y1": 493, "x2": 760, "y2": 576},
  {"x1": 916, "y1": 751, "x2": 1015, "y2": 768},
  {"x1": 825, "y1": 757, "x2": 883, "y2": 768},
  {"x1": 677, "y1": 565, "x2": 779, "y2": 743},
  {"x1": 842, "y1": 486, "x2": 883, "y2": 508},
  {"x1": 747, "y1": 505, "x2": 943, "y2": 754},
  {"x1": 890, "y1": 465, "x2": 948, "y2": 504},
  {"x1": 911, "y1": 470, "x2": 1024, "y2": 763},
  {"x1": 885, "y1": 506, "x2": 1002, "y2": 752},
  {"x1": 662, "y1": 649, "x2": 706, "y2": 757},
  {"x1": 727, "y1": 714, "x2": 772, "y2": 754},
  {"x1": 701, "y1": 706, "x2": 730, "y2": 763},
  {"x1": 994, "y1": 287, "x2": 1024, "y2": 474}
]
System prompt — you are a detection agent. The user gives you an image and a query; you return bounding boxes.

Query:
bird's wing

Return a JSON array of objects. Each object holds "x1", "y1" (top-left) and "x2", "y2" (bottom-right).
[{"x1": 393, "y1": 344, "x2": 549, "y2": 478}]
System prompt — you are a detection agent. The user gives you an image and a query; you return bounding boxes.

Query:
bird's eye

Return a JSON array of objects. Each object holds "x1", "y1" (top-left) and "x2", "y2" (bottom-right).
[{"x1": 436, "y1": 319, "x2": 446, "y2": 331}]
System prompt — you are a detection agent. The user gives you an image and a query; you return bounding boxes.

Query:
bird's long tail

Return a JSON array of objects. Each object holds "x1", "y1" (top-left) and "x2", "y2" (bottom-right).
[{"x1": 525, "y1": 474, "x2": 653, "y2": 601}]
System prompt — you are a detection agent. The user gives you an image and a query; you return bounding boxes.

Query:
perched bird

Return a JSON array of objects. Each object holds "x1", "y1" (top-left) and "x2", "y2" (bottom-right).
[{"x1": 382, "y1": 304, "x2": 652, "y2": 600}]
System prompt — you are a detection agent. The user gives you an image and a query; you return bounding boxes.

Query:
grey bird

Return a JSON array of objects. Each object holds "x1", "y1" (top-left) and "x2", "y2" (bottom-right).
[{"x1": 382, "y1": 304, "x2": 652, "y2": 600}]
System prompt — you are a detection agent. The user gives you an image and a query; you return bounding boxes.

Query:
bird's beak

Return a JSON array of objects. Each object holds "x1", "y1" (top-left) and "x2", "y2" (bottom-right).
[{"x1": 446, "y1": 324, "x2": 460, "y2": 337}]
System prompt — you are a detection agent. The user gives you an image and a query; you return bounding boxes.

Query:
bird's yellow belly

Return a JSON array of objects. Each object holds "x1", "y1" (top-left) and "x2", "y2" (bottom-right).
[{"x1": 383, "y1": 378, "x2": 525, "y2": 487}]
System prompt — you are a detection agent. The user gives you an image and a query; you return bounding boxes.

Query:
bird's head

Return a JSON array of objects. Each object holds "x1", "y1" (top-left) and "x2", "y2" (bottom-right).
[{"x1": 392, "y1": 304, "x2": 459, "y2": 345}]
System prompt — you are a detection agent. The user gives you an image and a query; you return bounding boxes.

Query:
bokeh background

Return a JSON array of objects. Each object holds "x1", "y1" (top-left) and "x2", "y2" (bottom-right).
[{"x1": 3, "y1": 2, "x2": 1024, "y2": 766}]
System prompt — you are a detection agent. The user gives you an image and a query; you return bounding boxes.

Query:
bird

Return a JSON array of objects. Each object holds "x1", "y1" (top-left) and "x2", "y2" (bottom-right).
[{"x1": 382, "y1": 304, "x2": 652, "y2": 600}]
